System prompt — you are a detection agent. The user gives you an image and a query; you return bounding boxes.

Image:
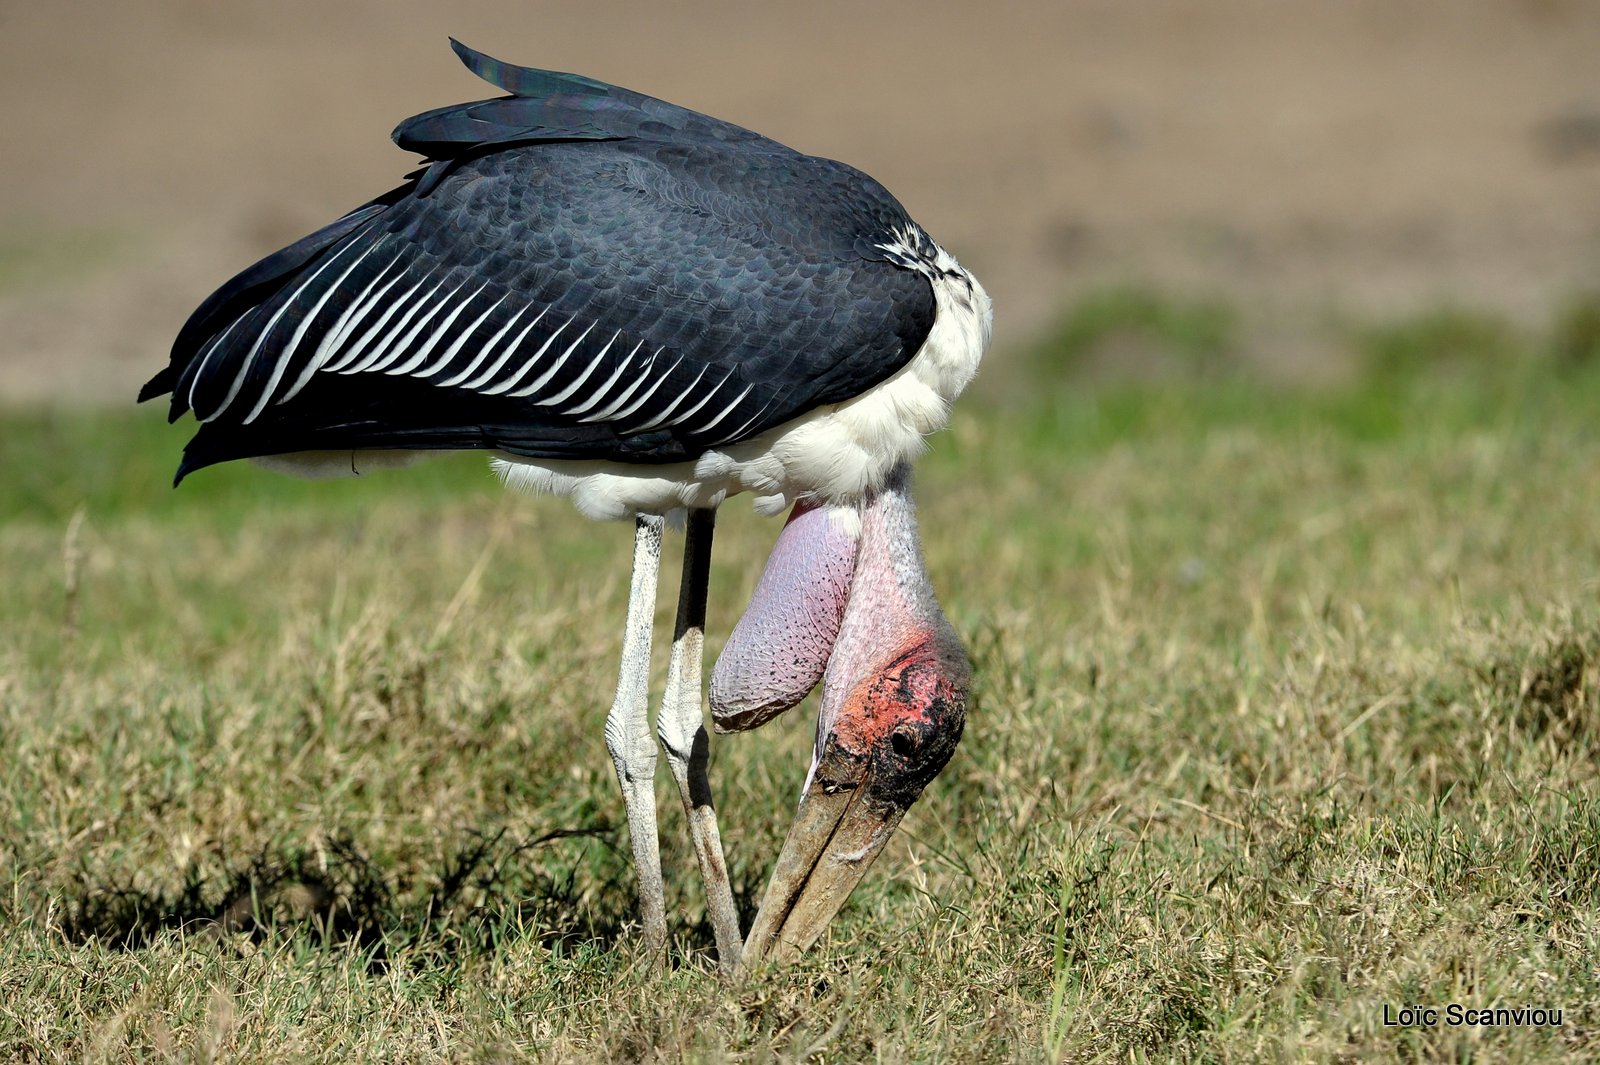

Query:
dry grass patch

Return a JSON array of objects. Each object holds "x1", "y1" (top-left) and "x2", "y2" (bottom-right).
[{"x1": 4, "y1": 337, "x2": 1600, "y2": 1060}]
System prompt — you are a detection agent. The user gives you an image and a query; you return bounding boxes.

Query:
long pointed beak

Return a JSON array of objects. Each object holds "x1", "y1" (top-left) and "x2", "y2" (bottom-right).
[{"x1": 740, "y1": 741, "x2": 908, "y2": 967}]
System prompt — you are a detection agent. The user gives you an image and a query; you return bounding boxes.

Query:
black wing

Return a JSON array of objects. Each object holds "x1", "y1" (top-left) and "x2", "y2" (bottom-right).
[{"x1": 142, "y1": 42, "x2": 936, "y2": 483}]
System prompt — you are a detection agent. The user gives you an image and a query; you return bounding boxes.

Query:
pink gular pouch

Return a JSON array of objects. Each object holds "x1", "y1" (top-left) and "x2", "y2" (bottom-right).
[
  {"x1": 711, "y1": 467, "x2": 968, "y2": 964},
  {"x1": 710, "y1": 499, "x2": 857, "y2": 734}
]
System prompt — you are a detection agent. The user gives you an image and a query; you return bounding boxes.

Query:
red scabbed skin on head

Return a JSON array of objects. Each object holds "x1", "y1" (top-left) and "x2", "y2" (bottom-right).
[
  {"x1": 827, "y1": 641, "x2": 967, "y2": 809},
  {"x1": 832, "y1": 642, "x2": 951, "y2": 752}
]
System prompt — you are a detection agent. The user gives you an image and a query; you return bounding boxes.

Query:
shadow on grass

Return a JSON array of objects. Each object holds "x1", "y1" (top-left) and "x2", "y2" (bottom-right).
[
  {"x1": 1483, "y1": 627, "x2": 1600, "y2": 746},
  {"x1": 54, "y1": 822, "x2": 774, "y2": 969},
  {"x1": 56, "y1": 825, "x2": 633, "y2": 966}
]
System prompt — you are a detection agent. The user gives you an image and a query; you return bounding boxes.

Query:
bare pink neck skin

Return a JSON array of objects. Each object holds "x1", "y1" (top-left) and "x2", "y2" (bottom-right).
[
  {"x1": 710, "y1": 465, "x2": 967, "y2": 786},
  {"x1": 815, "y1": 468, "x2": 967, "y2": 760}
]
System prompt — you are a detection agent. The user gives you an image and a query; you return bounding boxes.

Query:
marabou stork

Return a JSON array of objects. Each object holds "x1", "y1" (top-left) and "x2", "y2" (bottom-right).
[{"x1": 140, "y1": 39, "x2": 991, "y2": 972}]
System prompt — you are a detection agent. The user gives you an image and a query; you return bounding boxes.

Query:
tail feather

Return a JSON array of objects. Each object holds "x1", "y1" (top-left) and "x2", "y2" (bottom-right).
[
  {"x1": 391, "y1": 39, "x2": 766, "y2": 160},
  {"x1": 448, "y1": 36, "x2": 615, "y2": 100}
]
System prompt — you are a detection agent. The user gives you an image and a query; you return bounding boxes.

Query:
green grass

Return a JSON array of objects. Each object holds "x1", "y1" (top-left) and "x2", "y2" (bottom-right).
[{"x1": 4, "y1": 308, "x2": 1600, "y2": 1061}]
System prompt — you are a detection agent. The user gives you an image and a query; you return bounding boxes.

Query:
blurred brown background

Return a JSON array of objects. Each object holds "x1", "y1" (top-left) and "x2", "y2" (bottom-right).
[{"x1": 3, "y1": 0, "x2": 1598, "y2": 402}]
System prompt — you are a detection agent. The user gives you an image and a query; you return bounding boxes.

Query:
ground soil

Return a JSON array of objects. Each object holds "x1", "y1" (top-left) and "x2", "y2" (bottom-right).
[{"x1": 4, "y1": 0, "x2": 1598, "y2": 403}]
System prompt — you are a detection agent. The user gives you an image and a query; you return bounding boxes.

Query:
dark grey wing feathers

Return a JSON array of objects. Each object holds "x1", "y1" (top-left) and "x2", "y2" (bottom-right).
[
  {"x1": 141, "y1": 193, "x2": 404, "y2": 404},
  {"x1": 146, "y1": 46, "x2": 938, "y2": 482}
]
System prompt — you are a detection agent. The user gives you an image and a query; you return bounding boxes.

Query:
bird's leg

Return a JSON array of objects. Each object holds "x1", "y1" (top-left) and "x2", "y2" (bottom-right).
[
  {"x1": 605, "y1": 513, "x2": 667, "y2": 958},
  {"x1": 656, "y1": 508, "x2": 743, "y2": 974}
]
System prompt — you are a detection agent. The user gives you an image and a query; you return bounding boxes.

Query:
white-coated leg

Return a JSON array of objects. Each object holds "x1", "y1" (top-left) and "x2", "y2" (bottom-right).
[
  {"x1": 605, "y1": 514, "x2": 667, "y2": 957},
  {"x1": 656, "y1": 508, "x2": 744, "y2": 973}
]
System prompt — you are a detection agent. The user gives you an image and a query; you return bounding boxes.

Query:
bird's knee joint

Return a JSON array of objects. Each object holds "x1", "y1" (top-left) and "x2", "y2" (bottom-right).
[{"x1": 607, "y1": 731, "x2": 657, "y2": 773}]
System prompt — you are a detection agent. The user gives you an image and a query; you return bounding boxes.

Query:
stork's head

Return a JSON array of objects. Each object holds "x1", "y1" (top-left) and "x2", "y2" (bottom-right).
[{"x1": 711, "y1": 464, "x2": 967, "y2": 966}]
